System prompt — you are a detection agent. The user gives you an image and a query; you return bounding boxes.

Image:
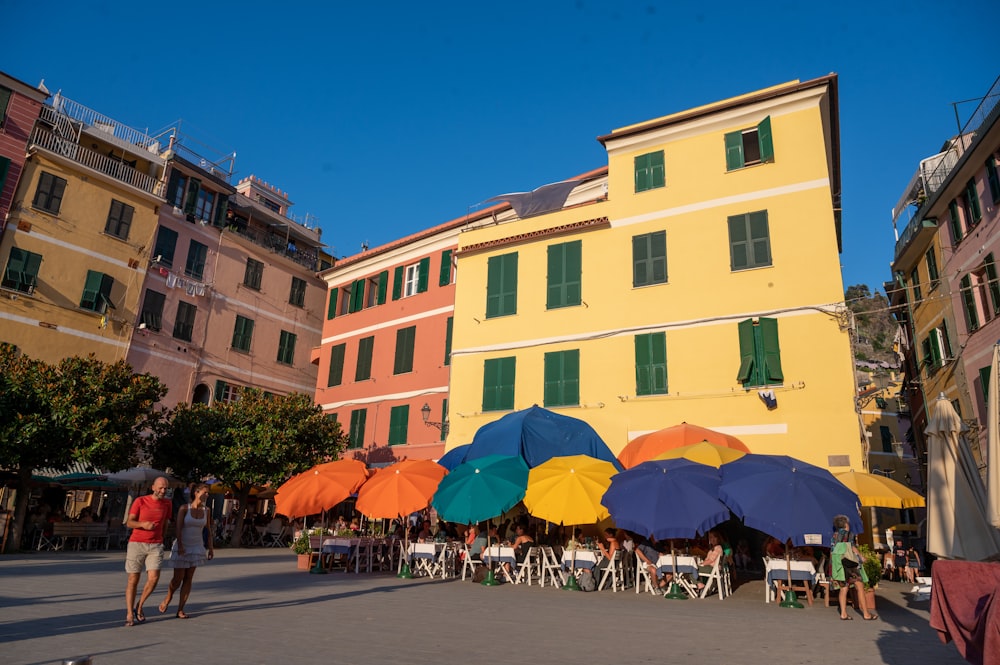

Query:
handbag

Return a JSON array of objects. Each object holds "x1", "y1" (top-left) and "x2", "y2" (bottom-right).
[{"x1": 840, "y1": 544, "x2": 860, "y2": 569}]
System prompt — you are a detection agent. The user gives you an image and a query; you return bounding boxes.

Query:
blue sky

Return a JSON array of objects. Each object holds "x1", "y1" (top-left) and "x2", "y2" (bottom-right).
[{"x1": 4, "y1": 1, "x2": 997, "y2": 293}]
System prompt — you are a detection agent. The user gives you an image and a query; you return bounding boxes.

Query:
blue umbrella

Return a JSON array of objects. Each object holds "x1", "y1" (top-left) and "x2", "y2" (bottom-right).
[
  {"x1": 601, "y1": 459, "x2": 729, "y2": 540},
  {"x1": 466, "y1": 405, "x2": 622, "y2": 471},
  {"x1": 431, "y1": 454, "x2": 528, "y2": 525},
  {"x1": 436, "y1": 444, "x2": 472, "y2": 471},
  {"x1": 719, "y1": 454, "x2": 861, "y2": 548}
]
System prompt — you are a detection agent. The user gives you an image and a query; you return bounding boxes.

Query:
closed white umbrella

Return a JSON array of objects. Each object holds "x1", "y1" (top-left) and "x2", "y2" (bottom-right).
[
  {"x1": 107, "y1": 467, "x2": 178, "y2": 485},
  {"x1": 925, "y1": 394, "x2": 1000, "y2": 560},
  {"x1": 987, "y1": 344, "x2": 1000, "y2": 529}
]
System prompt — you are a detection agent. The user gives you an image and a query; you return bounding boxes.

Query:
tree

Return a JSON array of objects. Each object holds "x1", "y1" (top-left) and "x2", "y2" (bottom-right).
[
  {"x1": 151, "y1": 389, "x2": 346, "y2": 547},
  {"x1": 0, "y1": 344, "x2": 167, "y2": 552}
]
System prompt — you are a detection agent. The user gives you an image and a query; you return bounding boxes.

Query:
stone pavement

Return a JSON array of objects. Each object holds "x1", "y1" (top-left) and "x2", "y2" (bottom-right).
[{"x1": 0, "y1": 548, "x2": 965, "y2": 665}]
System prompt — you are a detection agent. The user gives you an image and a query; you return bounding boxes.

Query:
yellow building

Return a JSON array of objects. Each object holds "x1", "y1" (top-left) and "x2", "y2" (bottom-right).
[
  {"x1": 0, "y1": 94, "x2": 165, "y2": 363},
  {"x1": 448, "y1": 75, "x2": 864, "y2": 470}
]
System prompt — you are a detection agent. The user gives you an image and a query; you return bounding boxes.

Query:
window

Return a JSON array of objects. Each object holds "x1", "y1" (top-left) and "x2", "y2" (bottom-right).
[
  {"x1": 961, "y1": 274, "x2": 980, "y2": 332},
  {"x1": 725, "y1": 116, "x2": 774, "y2": 171},
  {"x1": 963, "y1": 178, "x2": 982, "y2": 228},
  {"x1": 103, "y1": 199, "x2": 134, "y2": 240},
  {"x1": 231, "y1": 315, "x2": 254, "y2": 352},
  {"x1": 183, "y1": 177, "x2": 202, "y2": 215},
  {"x1": 632, "y1": 231, "x2": 667, "y2": 287},
  {"x1": 355, "y1": 336, "x2": 374, "y2": 380},
  {"x1": 327, "y1": 343, "x2": 346, "y2": 387},
  {"x1": 634, "y1": 150, "x2": 665, "y2": 192},
  {"x1": 349, "y1": 279, "x2": 364, "y2": 313},
  {"x1": 486, "y1": 252, "x2": 518, "y2": 318},
  {"x1": 987, "y1": 156, "x2": 1000, "y2": 205},
  {"x1": 338, "y1": 286, "x2": 351, "y2": 315},
  {"x1": 926, "y1": 247, "x2": 939, "y2": 288},
  {"x1": 194, "y1": 188, "x2": 215, "y2": 222},
  {"x1": 376, "y1": 270, "x2": 388, "y2": 305},
  {"x1": 32, "y1": 171, "x2": 67, "y2": 214},
  {"x1": 0, "y1": 156, "x2": 10, "y2": 198},
  {"x1": 635, "y1": 332, "x2": 667, "y2": 396},
  {"x1": 0, "y1": 86, "x2": 11, "y2": 128},
  {"x1": 214, "y1": 380, "x2": 242, "y2": 404},
  {"x1": 393, "y1": 326, "x2": 416, "y2": 374},
  {"x1": 948, "y1": 199, "x2": 964, "y2": 244},
  {"x1": 348, "y1": 408, "x2": 366, "y2": 449},
  {"x1": 543, "y1": 349, "x2": 579, "y2": 407},
  {"x1": 875, "y1": 396, "x2": 888, "y2": 409},
  {"x1": 546, "y1": 240, "x2": 581, "y2": 309},
  {"x1": 981, "y1": 365, "x2": 992, "y2": 403},
  {"x1": 736, "y1": 317, "x2": 783, "y2": 387},
  {"x1": 244, "y1": 258, "x2": 263, "y2": 290},
  {"x1": 165, "y1": 170, "x2": 188, "y2": 208},
  {"x1": 879, "y1": 426, "x2": 893, "y2": 453},
  {"x1": 365, "y1": 272, "x2": 389, "y2": 308},
  {"x1": 139, "y1": 289, "x2": 165, "y2": 331},
  {"x1": 444, "y1": 316, "x2": 453, "y2": 366},
  {"x1": 277, "y1": 330, "x2": 296, "y2": 365},
  {"x1": 921, "y1": 323, "x2": 952, "y2": 372},
  {"x1": 185, "y1": 240, "x2": 207, "y2": 280},
  {"x1": 153, "y1": 226, "x2": 178, "y2": 268},
  {"x1": 439, "y1": 399, "x2": 448, "y2": 442},
  {"x1": 404, "y1": 258, "x2": 430, "y2": 297},
  {"x1": 910, "y1": 268, "x2": 921, "y2": 302},
  {"x1": 985, "y1": 253, "x2": 1000, "y2": 316},
  {"x1": 327, "y1": 290, "x2": 338, "y2": 320},
  {"x1": 2, "y1": 247, "x2": 42, "y2": 295},
  {"x1": 728, "y1": 211, "x2": 771, "y2": 271},
  {"x1": 482, "y1": 357, "x2": 516, "y2": 411},
  {"x1": 213, "y1": 195, "x2": 228, "y2": 226},
  {"x1": 173, "y1": 301, "x2": 197, "y2": 341},
  {"x1": 439, "y1": 249, "x2": 454, "y2": 286},
  {"x1": 80, "y1": 270, "x2": 114, "y2": 313},
  {"x1": 388, "y1": 405, "x2": 409, "y2": 446},
  {"x1": 289, "y1": 276, "x2": 306, "y2": 307}
]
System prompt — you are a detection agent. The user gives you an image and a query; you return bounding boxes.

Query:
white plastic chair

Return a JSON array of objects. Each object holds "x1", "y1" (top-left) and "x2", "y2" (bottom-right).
[
  {"x1": 634, "y1": 552, "x2": 657, "y2": 594},
  {"x1": 698, "y1": 558, "x2": 729, "y2": 599},
  {"x1": 540, "y1": 546, "x2": 567, "y2": 587},
  {"x1": 598, "y1": 550, "x2": 624, "y2": 592},
  {"x1": 514, "y1": 546, "x2": 541, "y2": 585},
  {"x1": 461, "y1": 543, "x2": 481, "y2": 581}
]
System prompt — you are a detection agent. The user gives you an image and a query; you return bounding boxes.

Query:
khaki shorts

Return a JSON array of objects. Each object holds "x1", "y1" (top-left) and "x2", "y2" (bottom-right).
[{"x1": 125, "y1": 541, "x2": 164, "y2": 574}]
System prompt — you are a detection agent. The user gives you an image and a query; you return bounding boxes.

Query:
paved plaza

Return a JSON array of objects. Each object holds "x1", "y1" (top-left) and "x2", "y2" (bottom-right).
[{"x1": 0, "y1": 548, "x2": 964, "y2": 665}]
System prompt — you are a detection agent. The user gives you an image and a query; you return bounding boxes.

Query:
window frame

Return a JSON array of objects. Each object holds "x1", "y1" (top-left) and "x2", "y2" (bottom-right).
[
  {"x1": 728, "y1": 210, "x2": 772, "y2": 271},
  {"x1": 277, "y1": 330, "x2": 297, "y2": 365},
  {"x1": 632, "y1": 231, "x2": 667, "y2": 288},
  {"x1": 231, "y1": 315, "x2": 255, "y2": 352},
  {"x1": 139, "y1": 289, "x2": 165, "y2": 331},
  {"x1": 185, "y1": 240, "x2": 208, "y2": 281},
  {"x1": 388, "y1": 405, "x2": 409, "y2": 446},
  {"x1": 173, "y1": 300, "x2": 197, "y2": 342},
  {"x1": 725, "y1": 116, "x2": 774, "y2": 171},
  {"x1": 634, "y1": 150, "x2": 665, "y2": 193},
  {"x1": 244, "y1": 258, "x2": 264, "y2": 290},
  {"x1": 104, "y1": 199, "x2": 134, "y2": 240},
  {"x1": 393, "y1": 325, "x2": 416, "y2": 375},
  {"x1": 289, "y1": 276, "x2": 307, "y2": 308},
  {"x1": 153, "y1": 226, "x2": 178, "y2": 268},
  {"x1": 80, "y1": 270, "x2": 114, "y2": 314},
  {"x1": 543, "y1": 349, "x2": 580, "y2": 407},
  {"x1": 634, "y1": 332, "x2": 667, "y2": 396},
  {"x1": 546, "y1": 240, "x2": 582, "y2": 310},
  {"x1": 32, "y1": 171, "x2": 67, "y2": 214},
  {"x1": 355, "y1": 336, "x2": 375, "y2": 381},
  {"x1": 486, "y1": 252, "x2": 518, "y2": 318},
  {"x1": 2, "y1": 247, "x2": 42, "y2": 295}
]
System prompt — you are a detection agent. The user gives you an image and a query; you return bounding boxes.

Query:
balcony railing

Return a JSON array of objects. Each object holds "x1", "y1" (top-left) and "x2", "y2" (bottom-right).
[
  {"x1": 30, "y1": 127, "x2": 164, "y2": 197},
  {"x1": 50, "y1": 93, "x2": 161, "y2": 152},
  {"x1": 226, "y1": 221, "x2": 318, "y2": 270}
]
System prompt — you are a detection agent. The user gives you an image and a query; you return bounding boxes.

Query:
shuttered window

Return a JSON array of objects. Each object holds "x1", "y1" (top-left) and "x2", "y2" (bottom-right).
[
  {"x1": 486, "y1": 253, "x2": 518, "y2": 318},
  {"x1": 377, "y1": 270, "x2": 389, "y2": 305},
  {"x1": 277, "y1": 330, "x2": 296, "y2": 365},
  {"x1": 728, "y1": 211, "x2": 771, "y2": 271},
  {"x1": 949, "y1": 199, "x2": 963, "y2": 243},
  {"x1": 444, "y1": 316, "x2": 453, "y2": 366},
  {"x1": 80, "y1": 270, "x2": 113, "y2": 313},
  {"x1": 104, "y1": 199, "x2": 134, "y2": 240},
  {"x1": 634, "y1": 150, "x2": 665, "y2": 192},
  {"x1": 173, "y1": 301, "x2": 196, "y2": 342},
  {"x1": 439, "y1": 249, "x2": 453, "y2": 286},
  {"x1": 393, "y1": 325, "x2": 416, "y2": 375},
  {"x1": 231, "y1": 315, "x2": 254, "y2": 352},
  {"x1": 327, "y1": 289, "x2": 337, "y2": 320},
  {"x1": 543, "y1": 349, "x2": 580, "y2": 407},
  {"x1": 185, "y1": 240, "x2": 207, "y2": 280},
  {"x1": 327, "y1": 343, "x2": 346, "y2": 387},
  {"x1": 244, "y1": 258, "x2": 263, "y2": 290},
  {"x1": 725, "y1": 116, "x2": 774, "y2": 171},
  {"x1": 965, "y1": 179, "x2": 982, "y2": 226},
  {"x1": 632, "y1": 231, "x2": 667, "y2": 287},
  {"x1": 910, "y1": 268, "x2": 921, "y2": 302},
  {"x1": 985, "y1": 254, "x2": 1000, "y2": 316},
  {"x1": 961, "y1": 274, "x2": 979, "y2": 331},
  {"x1": 139, "y1": 289, "x2": 165, "y2": 331},
  {"x1": 483, "y1": 357, "x2": 516, "y2": 411},
  {"x1": 388, "y1": 405, "x2": 409, "y2": 446},
  {"x1": 289, "y1": 276, "x2": 306, "y2": 307},
  {"x1": 635, "y1": 332, "x2": 667, "y2": 396},
  {"x1": 32, "y1": 171, "x2": 67, "y2": 214},
  {"x1": 348, "y1": 409, "x2": 366, "y2": 449},
  {"x1": 546, "y1": 240, "x2": 582, "y2": 309},
  {"x1": 736, "y1": 318, "x2": 783, "y2": 387},
  {"x1": 2, "y1": 247, "x2": 42, "y2": 295},
  {"x1": 355, "y1": 336, "x2": 374, "y2": 381},
  {"x1": 987, "y1": 157, "x2": 1000, "y2": 204},
  {"x1": 925, "y1": 248, "x2": 939, "y2": 287},
  {"x1": 153, "y1": 226, "x2": 178, "y2": 268}
]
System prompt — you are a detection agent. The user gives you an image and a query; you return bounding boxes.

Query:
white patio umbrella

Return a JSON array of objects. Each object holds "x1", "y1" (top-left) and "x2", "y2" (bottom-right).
[
  {"x1": 987, "y1": 343, "x2": 1000, "y2": 529},
  {"x1": 925, "y1": 394, "x2": 1000, "y2": 561}
]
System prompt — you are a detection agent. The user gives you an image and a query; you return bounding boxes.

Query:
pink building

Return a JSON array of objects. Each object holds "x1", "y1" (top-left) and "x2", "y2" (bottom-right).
[
  {"x1": 0, "y1": 72, "x2": 47, "y2": 232},
  {"x1": 126, "y1": 149, "x2": 327, "y2": 407}
]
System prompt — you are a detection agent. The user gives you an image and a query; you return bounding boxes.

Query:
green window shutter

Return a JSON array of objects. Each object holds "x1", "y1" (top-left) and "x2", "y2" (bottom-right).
[
  {"x1": 439, "y1": 250, "x2": 453, "y2": 286},
  {"x1": 277, "y1": 331, "x2": 296, "y2": 365},
  {"x1": 165, "y1": 169, "x2": 182, "y2": 206},
  {"x1": 183, "y1": 177, "x2": 201, "y2": 214},
  {"x1": 349, "y1": 409, "x2": 367, "y2": 449},
  {"x1": 748, "y1": 211, "x2": 771, "y2": 268},
  {"x1": 486, "y1": 256, "x2": 501, "y2": 317},
  {"x1": 487, "y1": 253, "x2": 518, "y2": 318},
  {"x1": 961, "y1": 275, "x2": 979, "y2": 331},
  {"x1": 736, "y1": 319, "x2": 755, "y2": 384},
  {"x1": 377, "y1": 270, "x2": 389, "y2": 305},
  {"x1": 633, "y1": 151, "x2": 664, "y2": 192},
  {"x1": 213, "y1": 195, "x2": 228, "y2": 226},
  {"x1": 929, "y1": 327, "x2": 942, "y2": 366},
  {"x1": 985, "y1": 254, "x2": 1000, "y2": 315},
  {"x1": 949, "y1": 200, "x2": 963, "y2": 242},
  {"x1": 0, "y1": 156, "x2": 10, "y2": 194},
  {"x1": 940, "y1": 320, "x2": 953, "y2": 358},
  {"x1": 355, "y1": 336, "x2": 374, "y2": 380},
  {"x1": 632, "y1": 232, "x2": 667, "y2": 287},
  {"x1": 926, "y1": 248, "x2": 939, "y2": 284},
  {"x1": 980, "y1": 365, "x2": 992, "y2": 403},
  {"x1": 759, "y1": 317, "x2": 783, "y2": 383},
  {"x1": 966, "y1": 179, "x2": 982, "y2": 223},
  {"x1": 544, "y1": 350, "x2": 579, "y2": 407},
  {"x1": 327, "y1": 289, "x2": 337, "y2": 319},
  {"x1": 440, "y1": 399, "x2": 448, "y2": 442},
  {"x1": 910, "y1": 268, "x2": 922, "y2": 301},
  {"x1": 80, "y1": 270, "x2": 103, "y2": 311},
  {"x1": 634, "y1": 153, "x2": 650, "y2": 192},
  {"x1": 327, "y1": 343, "x2": 346, "y2": 387},
  {"x1": 214, "y1": 381, "x2": 226, "y2": 403},
  {"x1": 483, "y1": 357, "x2": 516, "y2": 411},
  {"x1": 0, "y1": 87, "x2": 11, "y2": 124},
  {"x1": 987, "y1": 157, "x2": 1000, "y2": 204},
  {"x1": 728, "y1": 214, "x2": 749, "y2": 271},
  {"x1": 649, "y1": 151, "x2": 664, "y2": 189},
  {"x1": 635, "y1": 334, "x2": 652, "y2": 395},
  {"x1": 546, "y1": 241, "x2": 581, "y2": 309},
  {"x1": 388, "y1": 405, "x2": 409, "y2": 445},
  {"x1": 417, "y1": 257, "x2": 430, "y2": 293},
  {"x1": 635, "y1": 333, "x2": 667, "y2": 396},
  {"x1": 392, "y1": 266, "x2": 403, "y2": 300},
  {"x1": 444, "y1": 316, "x2": 453, "y2": 366},
  {"x1": 232, "y1": 315, "x2": 254, "y2": 352},
  {"x1": 725, "y1": 131, "x2": 744, "y2": 171},
  {"x1": 920, "y1": 337, "x2": 933, "y2": 370},
  {"x1": 350, "y1": 279, "x2": 364, "y2": 312},
  {"x1": 393, "y1": 326, "x2": 415, "y2": 374},
  {"x1": 757, "y1": 116, "x2": 774, "y2": 163}
]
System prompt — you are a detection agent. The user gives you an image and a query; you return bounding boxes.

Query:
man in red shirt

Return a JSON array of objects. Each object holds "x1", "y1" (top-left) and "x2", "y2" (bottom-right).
[{"x1": 124, "y1": 476, "x2": 172, "y2": 627}]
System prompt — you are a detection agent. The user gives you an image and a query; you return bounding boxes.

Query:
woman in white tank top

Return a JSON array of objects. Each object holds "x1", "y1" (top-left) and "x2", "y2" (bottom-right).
[{"x1": 158, "y1": 483, "x2": 215, "y2": 618}]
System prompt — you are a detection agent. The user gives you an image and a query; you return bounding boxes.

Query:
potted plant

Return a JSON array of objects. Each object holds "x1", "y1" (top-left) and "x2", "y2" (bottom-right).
[
  {"x1": 859, "y1": 544, "x2": 882, "y2": 610},
  {"x1": 291, "y1": 531, "x2": 313, "y2": 570}
]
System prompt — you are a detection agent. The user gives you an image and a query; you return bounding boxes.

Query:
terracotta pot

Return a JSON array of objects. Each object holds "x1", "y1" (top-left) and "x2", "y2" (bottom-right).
[
  {"x1": 297, "y1": 554, "x2": 311, "y2": 570},
  {"x1": 864, "y1": 587, "x2": 876, "y2": 611}
]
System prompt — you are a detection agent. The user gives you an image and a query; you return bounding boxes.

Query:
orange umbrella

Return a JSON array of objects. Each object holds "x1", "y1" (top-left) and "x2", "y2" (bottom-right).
[
  {"x1": 274, "y1": 459, "x2": 369, "y2": 519},
  {"x1": 355, "y1": 459, "x2": 447, "y2": 519},
  {"x1": 618, "y1": 422, "x2": 750, "y2": 469}
]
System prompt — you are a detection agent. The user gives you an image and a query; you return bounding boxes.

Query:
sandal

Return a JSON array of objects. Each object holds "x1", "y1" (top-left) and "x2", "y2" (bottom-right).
[
  {"x1": 158, "y1": 599, "x2": 169, "y2": 614},
  {"x1": 124, "y1": 618, "x2": 135, "y2": 627},
  {"x1": 134, "y1": 605, "x2": 146, "y2": 624},
  {"x1": 840, "y1": 615, "x2": 853, "y2": 620},
  {"x1": 176, "y1": 610, "x2": 190, "y2": 619},
  {"x1": 863, "y1": 614, "x2": 879, "y2": 621}
]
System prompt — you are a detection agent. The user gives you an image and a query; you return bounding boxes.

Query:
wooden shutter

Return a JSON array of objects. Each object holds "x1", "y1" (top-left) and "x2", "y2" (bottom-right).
[
  {"x1": 483, "y1": 358, "x2": 500, "y2": 411},
  {"x1": 985, "y1": 254, "x2": 1000, "y2": 314},
  {"x1": 327, "y1": 343, "x2": 346, "y2": 387},
  {"x1": 355, "y1": 336, "x2": 374, "y2": 381},
  {"x1": 546, "y1": 241, "x2": 580, "y2": 309},
  {"x1": 634, "y1": 153, "x2": 650, "y2": 192},
  {"x1": 80, "y1": 271, "x2": 103, "y2": 311},
  {"x1": 184, "y1": 177, "x2": 201, "y2": 214},
  {"x1": 757, "y1": 116, "x2": 774, "y2": 163},
  {"x1": 748, "y1": 211, "x2": 771, "y2": 267},
  {"x1": 966, "y1": 179, "x2": 982, "y2": 223},
  {"x1": 486, "y1": 255, "x2": 502, "y2": 318},
  {"x1": 725, "y1": 131, "x2": 744, "y2": 171},
  {"x1": 736, "y1": 319, "x2": 755, "y2": 383},
  {"x1": 214, "y1": 195, "x2": 228, "y2": 226},
  {"x1": 349, "y1": 409, "x2": 367, "y2": 448},
  {"x1": 635, "y1": 334, "x2": 651, "y2": 395},
  {"x1": 350, "y1": 279, "x2": 364, "y2": 312},
  {"x1": 728, "y1": 214, "x2": 749, "y2": 271},
  {"x1": 444, "y1": 316, "x2": 453, "y2": 366},
  {"x1": 961, "y1": 275, "x2": 979, "y2": 331},
  {"x1": 929, "y1": 328, "x2": 942, "y2": 366},
  {"x1": 388, "y1": 405, "x2": 409, "y2": 445},
  {"x1": 392, "y1": 266, "x2": 403, "y2": 300},
  {"x1": 394, "y1": 326, "x2": 415, "y2": 374},
  {"x1": 377, "y1": 270, "x2": 388, "y2": 305},
  {"x1": 440, "y1": 399, "x2": 448, "y2": 442},
  {"x1": 417, "y1": 257, "x2": 430, "y2": 293},
  {"x1": 439, "y1": 250, "x2": 452, "y2": 286},
  {"x1": 949, "y1": 200, "x2": 963, "y2": 242},
  {"x1": 327, "y1": 289, "x2": 337, "y2": 319},
  {"x1": 987, "y1": 157, "x2": 1000, "y2": 204},
  {"x1": 0, "y1": 156, "x2": 10, "y2": 195},
  {"x1": 980, "y1": 365, "x2": 992, "y2": 403},
  {"x1": 165, "y1": 169, "x2": 182, "y2": 206},
  {"x1": 759, "y1": 317, "x2": 783, "y2": 383}
]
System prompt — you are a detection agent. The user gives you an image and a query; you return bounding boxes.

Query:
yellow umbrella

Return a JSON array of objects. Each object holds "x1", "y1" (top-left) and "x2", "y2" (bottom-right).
[
  {"x1": 652, "y1": 441, "x2": 746, "y2": 468},
  {"x1": 834, "y1": 470, "x2": 926, "y2": 509},
  {"x1": 523, "y1": 454, "x2": 616, "y2": 525}
]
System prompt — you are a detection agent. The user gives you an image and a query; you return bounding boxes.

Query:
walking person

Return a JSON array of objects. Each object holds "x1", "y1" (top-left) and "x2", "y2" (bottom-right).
[
  {"x1": 124, "y1": 476, "x2": 172, "y2": 627},
  {"x1": 831, "y1": 514, "x2": 877, "y2": 621},
  {"x1": 159, "y1": 483, "x2": 215, "y2": 619}
]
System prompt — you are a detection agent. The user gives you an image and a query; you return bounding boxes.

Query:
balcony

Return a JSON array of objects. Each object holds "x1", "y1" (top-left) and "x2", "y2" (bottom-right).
[
  {"x1": 225, "y1": 220, "x2": 319, "y2": 270},
  {"x1": 30, "y1": 126, "x2": 164, "y2": 198}
]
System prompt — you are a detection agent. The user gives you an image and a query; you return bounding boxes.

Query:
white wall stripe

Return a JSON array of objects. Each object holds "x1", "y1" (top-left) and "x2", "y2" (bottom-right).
[
  {"x1": 320, "y1": 385, "x2": 448, "y2": 410},
  {"x1": 0, "y1": 311, "x2": 128, "y2": 349},
  {"x1": 322, "y1": 305, "x2": 455, "y2": 345}
]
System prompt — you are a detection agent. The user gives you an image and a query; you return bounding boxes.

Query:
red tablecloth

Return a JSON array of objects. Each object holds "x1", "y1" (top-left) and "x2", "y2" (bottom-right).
[{"x1": 928, "y1": 560, "x2": 1000, "y2": 665}]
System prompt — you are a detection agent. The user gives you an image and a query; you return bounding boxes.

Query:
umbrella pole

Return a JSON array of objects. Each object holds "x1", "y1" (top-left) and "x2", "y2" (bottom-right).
[
  {"x1": 397, "y1": 514, "x2": 414, "y2": 578},
  {"x1": 310, "y1": 510, "x2": 327, "y2": 574},
  {"x1": 482, "y1": 526, "x2": 500, "y2": 586},
  {"x1": 664, "y1": 541, "x2": 687, "y2": 600},
  {"x1": 561, "y1": 525, "x2": 581, "y2": 591},
  {"x1": 778, "y1": 539, "x2": 804, "y2": 608}
]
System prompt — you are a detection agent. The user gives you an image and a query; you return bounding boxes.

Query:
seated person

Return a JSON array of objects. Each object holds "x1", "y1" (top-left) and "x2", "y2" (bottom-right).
[
  {"x1": 505, "y1": 524, "x2": 535, "y2": 575},
  {"x1": 632, "y1": 533, "x2": 665, "y2": 588},
  {"x1": 349, "y1": 518, "x2": 360, "y2": 534},
  {"x1": 468, "y1": 525, "x2": 489, "y2": 561},
  {"x1": 416, "y1": 519, "x2": 433, "y2": 542},
  {"x1": 565, "y1": 527, "x2": 584, "y2": 551},
  {"x1": 595, "y1": 527, "x2": 620, "y2": 575},
  {"x1": 696, "y1": 530, "x2": 725, "y2": 591},
  {"x1": 764, "y1": 536, "x2": 786, "y2": 559},
  {"x1": 334, "y1": 515, "x2": 349, "y2": 532}
]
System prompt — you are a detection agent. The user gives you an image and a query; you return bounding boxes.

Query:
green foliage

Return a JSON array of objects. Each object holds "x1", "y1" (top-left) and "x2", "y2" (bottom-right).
[
  {"x1": 858, "y1": 544, "x2": 882, "y2": 589},
  {"x1": 291, "y1": 530, "x2": 312, "y2": 555}
]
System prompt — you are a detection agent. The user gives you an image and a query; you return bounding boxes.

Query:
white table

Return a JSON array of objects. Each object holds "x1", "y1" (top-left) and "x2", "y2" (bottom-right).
[
  {"x1": 562, "y1": 549, "x2": 598, "y2": 571},
  {"x1": 408, "y1": 542, "x2": 446, "y2": 577},
  {"x1": 655, "y1": 554, "x2": 701, "y2": 597},
  {"x1": 764, "y1": 558, "x2": 816, "y2": 604},
  {"x1": 483, "y1": 546, "x2": 517, "y2": 582}
]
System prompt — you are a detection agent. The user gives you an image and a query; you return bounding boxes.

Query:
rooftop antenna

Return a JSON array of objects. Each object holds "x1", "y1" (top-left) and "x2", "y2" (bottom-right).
[{"x1": 361, "y1": 241, "x2": 369, "y2": 252}]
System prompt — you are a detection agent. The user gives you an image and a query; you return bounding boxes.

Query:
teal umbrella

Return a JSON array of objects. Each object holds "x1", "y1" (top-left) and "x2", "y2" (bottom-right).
[{"x1": 431, "y1": 454, "x2": 528, "y2": 525}]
